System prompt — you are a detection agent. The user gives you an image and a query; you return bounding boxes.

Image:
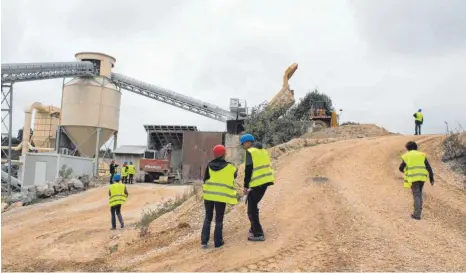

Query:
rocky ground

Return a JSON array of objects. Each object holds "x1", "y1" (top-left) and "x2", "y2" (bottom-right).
[
  {"x1": 2, "y1": 125, "x2": 465, "y2": 271},
  {"x1": 1, "y1": 175, "x2": 104, "y2": 213}
]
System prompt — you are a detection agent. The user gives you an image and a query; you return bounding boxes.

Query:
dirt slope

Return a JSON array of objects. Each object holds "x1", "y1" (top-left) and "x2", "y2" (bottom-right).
[
  {"x1": 1, "y1": 184, "x2": 189, "y2": 271},
  {"x1": 2, "y1": 133, "x2": 466, "y2": 271}
]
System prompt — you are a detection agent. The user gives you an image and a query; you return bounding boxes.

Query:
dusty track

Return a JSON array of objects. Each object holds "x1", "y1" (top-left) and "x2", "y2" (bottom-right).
[{"x1": 2, "y1": 135, "x2": 466, "y2": 271}]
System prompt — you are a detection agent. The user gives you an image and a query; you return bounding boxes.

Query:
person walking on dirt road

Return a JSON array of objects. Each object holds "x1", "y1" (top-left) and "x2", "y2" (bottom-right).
[
  {"x1": 201, "y1": 144, "x2": 238, "y2": 249},
  {"x1": 240, "y1": 133, "x2": 275, "y2": 241},
  {"x1": 413, "y1": 109, "x2": 424, "y2": 135},
  {"x1": 109, "y1": 174, "x2": 128, "y2": 230},
  {"x1": 399, "y1": 141, "x2": 434, "y2": 220}
]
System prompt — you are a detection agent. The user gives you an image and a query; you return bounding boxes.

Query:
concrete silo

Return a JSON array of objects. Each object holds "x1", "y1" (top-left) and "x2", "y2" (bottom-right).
[{"x1": 60, "y1": 52, "x2": 121, "y2": 157}]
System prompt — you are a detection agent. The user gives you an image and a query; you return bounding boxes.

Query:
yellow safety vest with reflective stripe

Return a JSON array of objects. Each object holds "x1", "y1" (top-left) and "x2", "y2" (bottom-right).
[
  {"x1": 128, "y1": 165, "x2": 136, "y2": 175},
  {"x1": 401, "y1": 150, "x2": 428, "y2": 188},
  {"x1": 121, "y1": 166, "x2": 128, "y2": 177},
  {"x1": 247, "y1": 147, "x2": 275, "y2": 188},
  {"x1": 203, "y1": 164, "x2": 238, "y2": 205},
  {"x1": 109, "y1": 183, "x2": 127, "y2": 207},
  {"x1": 415, "y1": 112, "x2": 423, "y2": 122}
]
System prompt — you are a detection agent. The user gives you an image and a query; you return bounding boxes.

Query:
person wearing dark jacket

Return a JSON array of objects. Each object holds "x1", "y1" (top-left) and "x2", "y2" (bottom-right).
[
  {"x1": 109, "y1": 160, "x2": 119, "y2": 184},
  {"x1": 399, "y1": 141, "x2": 434, "y2": 220},
  {"x1": 240, "y1": 133, "x2": 274, "y2": 242},
  {"x1": 201, "y1": 145, "x2": 238, "y2": 249}
]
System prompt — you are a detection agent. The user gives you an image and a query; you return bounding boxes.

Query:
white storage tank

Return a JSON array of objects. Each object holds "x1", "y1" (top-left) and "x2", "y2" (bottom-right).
[{"x1": 60, "y1": 52, "x2": 121, "y2": 157}]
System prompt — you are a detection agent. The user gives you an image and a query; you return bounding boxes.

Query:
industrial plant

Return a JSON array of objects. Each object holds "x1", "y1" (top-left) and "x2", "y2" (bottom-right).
[{"x1": 1, "y1": 52, "x2": 296, "y2": 194}]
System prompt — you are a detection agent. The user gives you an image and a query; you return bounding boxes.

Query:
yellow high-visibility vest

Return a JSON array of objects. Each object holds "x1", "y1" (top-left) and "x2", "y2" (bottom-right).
[
  {"x1": 121, "y1": 166, "x2": 128, "y2": 177},
  {"x1": 415, "y1": 112, "x2": 423, "y2": 122},
  {"x1": 247, "y1": 147, "x2": 275, "y2": 188},
  {"x1": 128, "y1": 165, "x2": 136, "y2": 175},
  {"x1": 401, "y1": 150, "x2": 428, "y2": 188},
  {"x1": 203, "y1": 164, "x2": 238, "y2": 205},
  {"x1": 109, "y1": 183, "x2": 127, "y2": 207}
]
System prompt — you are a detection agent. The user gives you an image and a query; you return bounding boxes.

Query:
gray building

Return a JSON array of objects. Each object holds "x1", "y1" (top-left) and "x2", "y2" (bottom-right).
[{"x1": 112, "y1": 145, "x2": 146, "y2": 178}]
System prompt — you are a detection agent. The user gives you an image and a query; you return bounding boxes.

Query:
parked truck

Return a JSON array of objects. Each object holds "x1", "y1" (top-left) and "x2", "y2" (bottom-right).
[{"x1": 137, "y1": 143, "x2": 181, "y2": 184}]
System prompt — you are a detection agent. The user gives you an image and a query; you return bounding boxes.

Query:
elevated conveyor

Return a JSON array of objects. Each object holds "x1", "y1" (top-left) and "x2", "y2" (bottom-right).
[
  {"x1": 111, "y1": 73, "x2": 236, "y2": 122},
  {"x1": 1, "y1": 62, "x2": 96, "y2": 83}
]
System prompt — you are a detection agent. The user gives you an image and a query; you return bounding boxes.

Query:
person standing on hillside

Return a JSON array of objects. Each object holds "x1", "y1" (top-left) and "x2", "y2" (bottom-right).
[
  {"x1": 128, "y1": 162, "x2": 136, "y2": 184},
  {"x1": 109, "y1": 160, "x2": 119, "y2": 184},
  {"x1": 108, "y1": 174, "x2": 128, "y2": 230},
  {"x1": 399, "y1": 141, "x2": 434, "y2": 220},
  {"x1": 201, "y1": 145, "x2": 238, "y2": 249},
  {"x1": 413, "y1": 109, "x2": 424, "y2": 135},
  {"x1": 240, "y1": 133, "x2": 275, "y2": 242}
]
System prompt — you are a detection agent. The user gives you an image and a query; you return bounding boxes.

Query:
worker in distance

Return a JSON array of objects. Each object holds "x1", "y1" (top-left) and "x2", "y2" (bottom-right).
[
  {"x1": 240, "y1": 133, "x2": 275, "y2": 242},
  {"x1": 399, "y1": 141, "x2": 434, "y2": 220},
  {"x1": 413, "y1": 109, "x2": 424, "y2": 135},
  {"x1": 201, "y1": 144, "x2": 238, "y2": 249},
  {"x1": 128, "y1": 161, "x2": 136, "y2": 184},
  {"x1": 108, "y1": 174, "x2": 129, "y2": 230}
]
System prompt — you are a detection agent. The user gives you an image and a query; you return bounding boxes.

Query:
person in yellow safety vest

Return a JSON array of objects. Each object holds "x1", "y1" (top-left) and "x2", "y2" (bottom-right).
[
  {"x1": 240, "y1": 133, "x2": 274, "y2": 242},
  {"x1": 127, "y1": 162, "x2": 136, "y2": 184},
  {"x1": 413, "y1": 109, "x2": 424, "y2": 135},
  {"x1": 399, "y1": 141, "x2": 434, "y2": 220},
  {"x1": 121, "y1": 162, "x2": 129, "y2": 184},
  {"x1": 201, "y1": 144, "x2": 238, "y2": 249},
  {"x1": 108, "y1": 174, "x2": 129, "y2": 230}
]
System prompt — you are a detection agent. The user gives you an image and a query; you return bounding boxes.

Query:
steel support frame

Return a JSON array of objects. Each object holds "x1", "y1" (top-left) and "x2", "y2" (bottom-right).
[{"x1": 1, "y1": 82, "x2": 13, "y2": 195}]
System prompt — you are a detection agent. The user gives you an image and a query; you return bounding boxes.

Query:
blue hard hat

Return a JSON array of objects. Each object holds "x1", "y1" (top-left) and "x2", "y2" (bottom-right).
[
  {"x1": 418, "y1": 109, "x2": 422, "y2": 112},
  {"x1": 124, "y1": 161, "x2": 128, "y2": 164},
  {"x1": 240, "y1": 134, "x2": 255, "y2": 145},
  {"x1": 113, "y1": 174, "x2": 121, "y2": 182},
  {"x1": 129, "y1": 161, "x2": 133, "y2": 164}
]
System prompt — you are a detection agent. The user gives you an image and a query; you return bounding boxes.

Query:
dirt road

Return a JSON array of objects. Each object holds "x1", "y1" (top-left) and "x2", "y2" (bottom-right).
[
  {"x1": 2, "y1": 134, "x2": 466, "y2": 271},
  {"x1": 1, "y1": 184, "x2": 189, "y2": 271}
]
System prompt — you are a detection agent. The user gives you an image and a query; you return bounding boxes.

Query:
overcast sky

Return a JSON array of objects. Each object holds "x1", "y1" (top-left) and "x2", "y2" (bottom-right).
[{"x1": 1, "y1": 0, "x2": 465, "y2": 147}]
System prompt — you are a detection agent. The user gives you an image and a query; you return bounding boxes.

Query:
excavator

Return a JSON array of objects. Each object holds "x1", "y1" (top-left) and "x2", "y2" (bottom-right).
[{"x1": 265, "y1": 63, "x2": 298, "y2": 117}]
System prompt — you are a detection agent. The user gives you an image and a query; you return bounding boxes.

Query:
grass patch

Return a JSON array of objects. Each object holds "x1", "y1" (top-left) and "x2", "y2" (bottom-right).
[
  {"x1": 108, "y1": 244, "x2": 119, "y2": 254},
  {"x1": 136, "y1": 183, "x2": 202, "y2": 237}
]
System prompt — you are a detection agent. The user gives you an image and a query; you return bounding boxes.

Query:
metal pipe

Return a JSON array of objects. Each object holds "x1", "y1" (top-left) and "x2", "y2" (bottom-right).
[
  {"x1": 55, "y1": 125, "x2": 61, "y2": 153},
  {"x1": 94, "y1": 128, "x2": 101, "y2": 176},
  {"x1": 1, "y1": 144, "x2": 54, "y2": 151},
  {"x1": 1, "y1": 159, "x2": 23, "y2": 164}
]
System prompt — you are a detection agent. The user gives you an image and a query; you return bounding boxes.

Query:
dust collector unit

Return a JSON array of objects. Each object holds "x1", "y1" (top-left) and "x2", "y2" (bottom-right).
[{"x1": 60, "y1": 52, "x2": 121, "y2": 157}]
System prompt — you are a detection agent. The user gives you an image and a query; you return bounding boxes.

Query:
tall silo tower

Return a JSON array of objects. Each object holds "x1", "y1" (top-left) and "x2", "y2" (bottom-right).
[{"x1": 60, "y1": 52, "x2": 121, "y2": 157}]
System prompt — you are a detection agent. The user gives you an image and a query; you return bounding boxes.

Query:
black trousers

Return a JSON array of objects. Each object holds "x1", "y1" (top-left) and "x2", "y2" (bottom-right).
[
  {"x1": 201, "y1": 200, "x2": 226, "y2": 247},
  {"x1": 247, "y1": 185, "x2": 268, "y2": 236},
  {"x1": 122, "y1": 176, "x2": 128, "y2": 184},
  {"x1": 128, "y1": 174, "x2": 134, "y2": 184},
  {"x1": 109, "y1": 173, "x2": 115, "y2": 184},
  {"x1": 415, "y1": 121, "x2": 422, "y2": 135},
  {"x1": 110, "y1": 204, "x2": 124, "y2": 229}
]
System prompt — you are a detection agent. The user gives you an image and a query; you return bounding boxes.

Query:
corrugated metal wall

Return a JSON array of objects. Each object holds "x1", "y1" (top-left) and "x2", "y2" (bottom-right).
[{"x1": 181, "y1": 131, "x2": 224, "y2": 181}]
